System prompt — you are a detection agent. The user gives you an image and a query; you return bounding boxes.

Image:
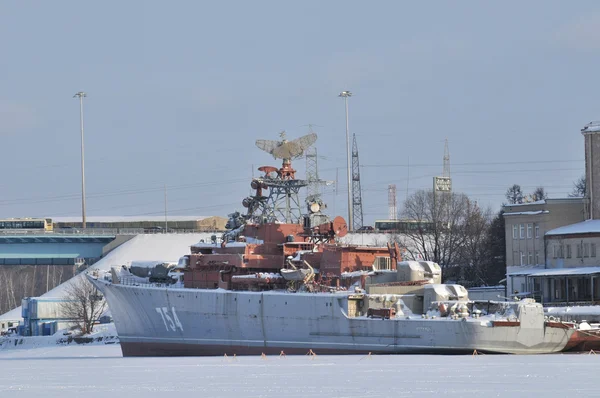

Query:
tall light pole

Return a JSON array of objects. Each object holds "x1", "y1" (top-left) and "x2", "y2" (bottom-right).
[
  {"x1": 73, "y1": 92, "x2": 87, "y2": 229},
  {"x1": 339, "y1": 91, "x2": 353, "y2": 231}
]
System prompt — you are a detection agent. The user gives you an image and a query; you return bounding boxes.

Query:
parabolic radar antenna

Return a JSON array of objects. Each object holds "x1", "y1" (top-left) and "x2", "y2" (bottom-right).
[{"x1": 256, "y1": 131, "x2": 317, "y2": 160}]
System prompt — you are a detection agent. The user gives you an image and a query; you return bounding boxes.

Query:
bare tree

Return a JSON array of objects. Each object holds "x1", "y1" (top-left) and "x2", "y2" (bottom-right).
[
  {"x1": 60, "y1": 277, "x2": 106, "y2": 335},
  {"x1": 569, "y1": 175, "x2": 586, "y2": 198},
  {"x1": 454, "y1": 204, "x2": 494, "y2": 285},
  {"x1": 531, "y1": 186, "x2": 548, "y2": 202},
  {"x1": 399, "y1": 190, "x2": 480, "y2": 270},
  {"x1": 505, "y1": 184, "x2": 523, "y2": 204}
]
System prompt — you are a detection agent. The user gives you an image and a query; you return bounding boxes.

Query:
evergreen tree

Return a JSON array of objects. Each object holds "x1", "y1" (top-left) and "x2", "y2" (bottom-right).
[
  {"x1": 483, "y1": 211, "x2": 507, "y2": 285},
  {"x1": 505, "y1": 184, "x2": 523, "y2": 204},
  {"x1": 531, "y1": 186, "x2": 547, "y2": 202}
]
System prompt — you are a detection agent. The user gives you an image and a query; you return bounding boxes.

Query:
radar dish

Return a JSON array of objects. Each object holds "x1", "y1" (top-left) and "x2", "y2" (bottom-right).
[
  {"x1": 256, "y1": 132, "x2": 317, "y2": 160},
  {"x1": 332, "y1": 216, "x2": 348, "y2": 238}
]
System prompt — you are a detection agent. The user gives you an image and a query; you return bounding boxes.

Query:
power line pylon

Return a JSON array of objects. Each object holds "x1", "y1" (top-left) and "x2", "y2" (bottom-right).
[
  {"x1": 352, "y1": 133, "x2": 364, "y2": 230},
  {"x1": 305, "y1": 125, "x2": 320, "y2": 204},
  {"x1": 388, "y1": 184, "x2": 397, "y2": 220},
  {"x1": 303, "y1": 124, "x2": 332, "y2": 211}
]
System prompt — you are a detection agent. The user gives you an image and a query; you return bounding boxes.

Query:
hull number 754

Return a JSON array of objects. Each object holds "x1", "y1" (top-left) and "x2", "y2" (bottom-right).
[{"x1": 155, "y1": 307, "x2": 184, "y2": 332}]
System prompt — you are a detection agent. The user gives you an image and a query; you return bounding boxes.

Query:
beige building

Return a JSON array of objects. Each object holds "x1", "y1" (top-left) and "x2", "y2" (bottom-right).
[
  {"x1": 503, "y1": 198, "x2": 585, "y2": 268},
  {"x1": 532, "y1": 220, "x2": 600, "y2": 304},
  {"x1": 504, "y1": 121, "x2": 600, "y2": 304}
]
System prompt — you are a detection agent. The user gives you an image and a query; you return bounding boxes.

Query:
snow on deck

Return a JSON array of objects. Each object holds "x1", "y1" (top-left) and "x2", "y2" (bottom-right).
[{"x1": 0, "y1": 233, "x2": 214, "y2": 321}]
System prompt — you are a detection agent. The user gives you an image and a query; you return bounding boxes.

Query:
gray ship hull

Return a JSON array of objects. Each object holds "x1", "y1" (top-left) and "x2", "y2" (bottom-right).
[{"x1": 90, "y1": 278, "x2": 574, "y2": 356}]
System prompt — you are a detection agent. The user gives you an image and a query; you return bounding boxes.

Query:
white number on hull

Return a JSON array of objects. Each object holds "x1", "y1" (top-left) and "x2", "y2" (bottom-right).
[{"x1": 155, "y1": 307, "x2": 184, "y2": 332}]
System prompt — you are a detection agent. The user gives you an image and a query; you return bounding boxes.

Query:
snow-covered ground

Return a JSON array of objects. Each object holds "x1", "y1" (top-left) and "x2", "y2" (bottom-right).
[
  {"x1": 0, "y1": 345, "x2": 597, "y2": 397},
  {"x1": 0, "y1": 323, "x2": 118, "y2": 351}
]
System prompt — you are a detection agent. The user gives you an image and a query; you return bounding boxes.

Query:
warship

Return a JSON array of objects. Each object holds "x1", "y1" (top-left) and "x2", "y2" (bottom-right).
[{"x1": 89, "y1": 132, "x2": 587, "y2": 356}]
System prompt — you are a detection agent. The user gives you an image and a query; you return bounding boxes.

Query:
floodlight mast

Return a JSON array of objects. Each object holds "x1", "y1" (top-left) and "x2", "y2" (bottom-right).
[
  {"x1": 339, "y1": 91, "x2": 353, "y2": 231},
  {"x1": 73, "y1": 91, "x2": 87, "y2": 229}
]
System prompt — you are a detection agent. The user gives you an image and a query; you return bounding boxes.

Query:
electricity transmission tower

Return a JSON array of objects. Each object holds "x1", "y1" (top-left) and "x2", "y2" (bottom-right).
[{"x1": 351, "y1": 133, "x2": 364, "y2": 230}]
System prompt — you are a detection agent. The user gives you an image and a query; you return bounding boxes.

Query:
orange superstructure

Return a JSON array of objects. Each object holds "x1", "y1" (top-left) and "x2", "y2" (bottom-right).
[{"x1": 182, "y1": 132, "x2": 401, "y2": 291}]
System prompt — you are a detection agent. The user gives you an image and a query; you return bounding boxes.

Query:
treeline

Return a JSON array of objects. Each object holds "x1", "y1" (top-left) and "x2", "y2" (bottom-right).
[
  {"x1": 0, "y1": 265, "x2": 74, "y2": 315},
  {"x1": 387, "y1": 189, "x2": 506, "y2": 287}
]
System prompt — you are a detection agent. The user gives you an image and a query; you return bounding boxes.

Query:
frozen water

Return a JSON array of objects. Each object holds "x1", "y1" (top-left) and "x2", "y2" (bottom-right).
[{"x1": 0, "y1": 344, "x2": 597, "y2": 398}]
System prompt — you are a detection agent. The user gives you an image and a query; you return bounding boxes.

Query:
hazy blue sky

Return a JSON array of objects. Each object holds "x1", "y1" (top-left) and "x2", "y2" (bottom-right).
[{"x1": 0, "y1": 1, "x2": 598, "y2": 224}]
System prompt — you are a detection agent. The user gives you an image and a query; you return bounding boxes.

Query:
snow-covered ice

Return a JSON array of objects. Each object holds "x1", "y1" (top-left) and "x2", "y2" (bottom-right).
[{"x1": 0, "y1": 345, "x2": 597, "y2": 398}]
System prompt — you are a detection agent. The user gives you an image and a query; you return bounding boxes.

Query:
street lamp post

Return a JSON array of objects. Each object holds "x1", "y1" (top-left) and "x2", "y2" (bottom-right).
[
  {"x1": 338, "y1": 91, "x2": 353, "y2": 231},
  {"x1": 73, "y1": 92, "x2": 87, "y2": 229}
]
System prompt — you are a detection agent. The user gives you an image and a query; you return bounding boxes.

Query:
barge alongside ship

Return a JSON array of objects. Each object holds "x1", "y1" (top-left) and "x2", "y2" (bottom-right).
[{"x1": 89, "y1": 132, "x2": 590, "y2": 356}]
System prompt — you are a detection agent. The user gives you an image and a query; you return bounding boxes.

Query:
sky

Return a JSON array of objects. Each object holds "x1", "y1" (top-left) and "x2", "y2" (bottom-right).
[{"x1": 0, "y1": 1, "x2": 598, "y2": 225}]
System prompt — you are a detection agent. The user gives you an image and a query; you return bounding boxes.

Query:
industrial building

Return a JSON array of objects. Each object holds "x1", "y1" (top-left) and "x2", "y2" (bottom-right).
[{"x1": 53, "y1": 215, "x2": 227, "y2": 232}]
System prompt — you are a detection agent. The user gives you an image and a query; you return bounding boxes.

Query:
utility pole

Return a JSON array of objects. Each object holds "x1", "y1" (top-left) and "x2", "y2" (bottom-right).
[
  {"x1": 73, "y1": 92, "x2": 87, "y2": 229},
  {"x1": 339, "y1": 91, "x2": 353, "y2": 231},
  {"x1": 164, "y1": 184, "x2": 168, "y2": 232}
]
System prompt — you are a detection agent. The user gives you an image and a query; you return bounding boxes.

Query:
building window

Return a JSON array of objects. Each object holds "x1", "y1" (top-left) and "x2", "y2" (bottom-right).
[
  {"x1": 527, "y1": 224, "x2": 532, "y2": 239},
  {"x1": 592, "y1": 243, "x2": 597, "y2": 258},
  {"x1": 520, "y1": 224, "x2": 525, "y2": 239},
  {"x1": 535, "y1": 225, "x2": 540, "y2": 239},
  {"x1": 584, "y1": 243, "x2": 590, "y2": 258},
  {"x1": 553, "y1": 244, "x2": 564, "y2": 259},
  {"x1": 566, "y1": 245, "x2": 572, "y2": 259},
  {"x1": 577, "y1": 243, "x2": 582, "y2": 258},
  {"x1": 520, "y1": 252, "x2": 525, "y2": 265},
  {"x1": 527, "y1": 252, "x2": 533, "y2": 264},
  {"x1": 512, "y1": 225, "x2": 518, "y2": 239},
  {"x1": 535, "y1": 251, "x2": 540, "y2": 264}
]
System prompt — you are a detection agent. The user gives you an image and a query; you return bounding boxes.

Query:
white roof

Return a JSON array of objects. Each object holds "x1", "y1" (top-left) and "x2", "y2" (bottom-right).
[
  {"x1": 546, "y1": 219, "x2": 600, "y2": 236},
  {"x1": 52, "y1": 216, "x2": 213, "y2": 223},
  {"x1": 582, "y1": 121, "x2": 600, "y2": 133},
  {"x1": 529, "y1": 266, "x2": 600, "y2": 277},
  {"x1": 507, "y1": 265, "x2": 545, "y2": 276},
  {"x1": 505, "y1": 200, "x2": 546, "y2": 207},
  {"x1": 503, "y1": 210, "x2": 549, "y2": 216}
]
